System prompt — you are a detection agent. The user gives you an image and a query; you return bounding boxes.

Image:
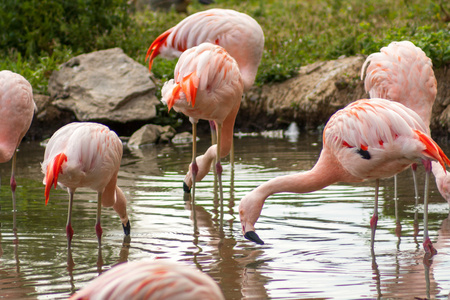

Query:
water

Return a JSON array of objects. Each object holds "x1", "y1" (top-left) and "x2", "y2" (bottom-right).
[{"x1": 1, "y1": 130, "x2": 450, "y2": 299}]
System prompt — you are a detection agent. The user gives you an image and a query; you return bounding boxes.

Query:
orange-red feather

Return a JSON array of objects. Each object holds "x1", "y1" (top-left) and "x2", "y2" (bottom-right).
[
  {"x1": 414, "y1": 130, "x2": 449, "y2": 171},
  {"x1": 45, "y1": 153, "x2": 67, "y2": 205}
]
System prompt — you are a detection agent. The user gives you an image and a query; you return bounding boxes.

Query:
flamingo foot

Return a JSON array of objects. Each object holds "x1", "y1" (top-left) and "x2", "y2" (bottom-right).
[
  {"x1": 423, "y1": 237, "x2": 437, "y2": 256},
  {"x1": 244, "y1": 231, "x2": 265, "y2": 245},
  {"x1": 122, "y1": 220, "x2": 131, "y2": 236},
  {"x1": 95, "y1": 223, "x2": 103, "y2": 240}
]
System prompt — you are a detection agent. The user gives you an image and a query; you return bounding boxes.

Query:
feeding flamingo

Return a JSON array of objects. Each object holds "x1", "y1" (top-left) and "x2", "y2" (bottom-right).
[
  {"x1": 0, "y1": 70, "x2": 36, "y2": 211},
  {"x1": 69, "y1": 260, "x2": 225, "y2": 300},
  {"x1": 362, "y1": 40, "x2": 442, "y2": 254},
  {"x1": 42, "y1": 122, "x2": 130, "y2": 248},
  {"x1": 239, "y1": 98, "x2": 450, "y2": 250},
  {"x1": 146, "y1": 8, "x2": 264, "y2": 92},
  {"x1": 160, "y1": 42, "x2": 244, "y2": 207},
  {"x1": 146, "y1": 8, "x2": 264, "y2": 181}
]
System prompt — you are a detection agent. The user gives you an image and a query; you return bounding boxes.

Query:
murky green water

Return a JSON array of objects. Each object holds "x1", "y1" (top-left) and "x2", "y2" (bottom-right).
[{"x1": 1, "y1": 129, "x2": 450, "y2": 299}]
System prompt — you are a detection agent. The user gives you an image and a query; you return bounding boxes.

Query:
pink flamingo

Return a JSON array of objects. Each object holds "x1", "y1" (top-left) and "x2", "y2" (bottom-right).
[
  {"x1": 160, "y1": 42, "x2": 244, "y2": 206},
  {"x1": 42, "y1": 122, "x2": 130, "y2": 248},
  {"x1": 362, "y1": 40, "x2": 441, "y2": 254},
  {"x1": 239, "y1": 98, "x2": 450, "y2": 248},
  {"x1": 147, "y1": 8, "x2": 264, "y2": 184},
  {"x1": 69, "y1": 260, "x2": 225, "y2": 300},
  {"x1": 0, "y1": 70, "x2": 35, "y2": 211},
  {"x1": 146, "y1": 8, "x2": 264, "y2": 92}
]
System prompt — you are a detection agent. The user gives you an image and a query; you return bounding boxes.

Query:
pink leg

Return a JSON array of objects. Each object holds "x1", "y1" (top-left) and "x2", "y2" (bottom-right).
[
  {"x1": 422, "y1": 160, "x2": 437, "y2": 256},
  {"x1": 96, "y1": 192, "x2": 103, "y2": 244},
  {"x1": 67, "y1": 190, "x2": 75, "y2": 248},
  {"x1": 10, "y1": 152, "x2": 17, "y2": 212}
]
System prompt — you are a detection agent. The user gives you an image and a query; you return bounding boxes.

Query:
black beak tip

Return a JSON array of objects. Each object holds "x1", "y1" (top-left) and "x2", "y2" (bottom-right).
[
  {"x1": 244, "y1": 231, "x2": 264, "y2": 245},
  {"x1": 123, "y1": 220, "x2": 131, "y2": 236},
  {"x1": 183, "y1": 181, "x2": 191, "y2": 194}
]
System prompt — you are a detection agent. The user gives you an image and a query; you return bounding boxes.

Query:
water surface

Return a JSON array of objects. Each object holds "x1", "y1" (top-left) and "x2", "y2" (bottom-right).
[{"x1": 1, "y1": 131, "x2": 450, "y2": 299}]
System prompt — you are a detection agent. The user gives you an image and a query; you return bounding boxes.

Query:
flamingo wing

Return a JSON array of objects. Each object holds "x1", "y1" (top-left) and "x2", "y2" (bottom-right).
[{"x1": 325, "y1": 98, "x2": 449, "y2": 179}]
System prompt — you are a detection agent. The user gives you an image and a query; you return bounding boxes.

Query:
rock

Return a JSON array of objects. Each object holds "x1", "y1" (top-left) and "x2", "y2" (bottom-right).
[
  {"x1": 48, "y1": 47, "x2": 159, "y2": 123},
  {"x1": 128, "y1": 124, "x2": 175, "y2": 148},
  {"x1": 239, "y1": 55, "x2": 367, "y2": 131},
  {"x1": 171, "y1": 131, "x2": 197, "y2": 144}
]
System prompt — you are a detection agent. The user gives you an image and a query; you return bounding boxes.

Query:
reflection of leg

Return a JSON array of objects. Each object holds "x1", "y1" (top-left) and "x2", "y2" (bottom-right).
[
  {"x1": 97, "y1": 245, "x2": 103, "y2": 274},
  {"x1": 423, "y1": 255, "x2": 432, "y2": 299},
  {"x1": 370, "y1": 247, "x2": 381, "y2": 299},
  {"x1": 118, "y1": 235, "x2": 131, "y2": 264},
  {"x1": 370, "y1": 180, "x2": 379, "y2": 251},
  {"x1": 67, "y1": 247, "x2": 75, "y2": 293}
]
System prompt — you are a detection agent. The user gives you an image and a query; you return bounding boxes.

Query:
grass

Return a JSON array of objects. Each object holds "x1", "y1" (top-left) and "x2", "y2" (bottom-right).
[{"x1": 1, "y1": 0, "x2": 449, "y2": 95}]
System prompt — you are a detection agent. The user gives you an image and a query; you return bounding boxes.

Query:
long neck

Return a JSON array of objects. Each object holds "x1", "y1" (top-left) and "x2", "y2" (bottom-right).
[
  {"x1": 239, "y1": 148, "x2": 351, "y2": 232},
  {"x1": 260, "y1": 149, "x2": 344, "y2": 195}
]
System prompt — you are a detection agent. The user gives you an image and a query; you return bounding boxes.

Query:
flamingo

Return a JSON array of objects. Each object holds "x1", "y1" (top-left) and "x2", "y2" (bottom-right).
[
  {"x1": 69, "y1": 260, "x2": 225, "y2": 300},
  {"x1": 239, "y1": 98, "x2": 450, "y2": 249},
  {"x1": 146, "y1": 8, "x2": 264, "y2": 186},
  {"x1": 146, "y1": 8, "x2": 264, "y2": 92},
  {"x1": 362, "y1": 40, "x2": 441, "y2": 254},
  {"x1": 0, "y1": 70, "x2": 36, "y2": 211},
  {"x1": 41, "y1": 122, "x2": 130, "y2": 248},
  {"x1": 160, "y1": 43, "x2": 244, "y2": 206}
]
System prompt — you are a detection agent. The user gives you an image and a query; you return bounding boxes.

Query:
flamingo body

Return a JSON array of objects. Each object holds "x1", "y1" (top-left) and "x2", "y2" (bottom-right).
[
  {"x1": 42, "y1": 122, "x2": 130, "y2": 246},
  {"x1": 0, "y1": 70, "x2": 35, "y2": 207},
  {"x1": 362, "y1": 41, "x2": 446, "y2": 253},
  {"x1": 69, "y1": 260, "x2": 225, "y2": 300},
  {"x1": 147, "y1": 8, "x2": 264, "y2": 91},
  {"x1": 362, "y1": 41, "x2": 436, "y2": 127},
  {"x1": 0, "y1": 71, "x2": 35, "y2": 162},
  {"x1": 239, "y1": 98, "x2": 450, "y2": 245},
  {"x1": 161, "y1": 42, "x2": 244, "y2": 190}
]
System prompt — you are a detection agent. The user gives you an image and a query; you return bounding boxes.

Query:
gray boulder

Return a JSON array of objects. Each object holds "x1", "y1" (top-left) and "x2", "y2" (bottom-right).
[
  {"x1": 128, "y1": 124, "x2": 176, "y2": 148},
  {"x1": 48, "y1": 47, "x2": 159, "y2": 123}
]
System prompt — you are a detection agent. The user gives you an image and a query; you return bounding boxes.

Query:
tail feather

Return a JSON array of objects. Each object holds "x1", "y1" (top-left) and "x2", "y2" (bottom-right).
[
  {"x1": 146, "y1": 29, "x2": 172, "y2": 72},
  {"x1": 415, "y1": 130, "x2": 449, "y2": 171},
  {"x1": 45, "y1": 153, "x2": 67, "y2": 205}
]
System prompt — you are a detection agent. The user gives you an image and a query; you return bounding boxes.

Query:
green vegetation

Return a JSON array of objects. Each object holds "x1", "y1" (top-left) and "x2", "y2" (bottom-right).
[{"x1": 1, "y1": 0, "x2": 449, "y2": 95}]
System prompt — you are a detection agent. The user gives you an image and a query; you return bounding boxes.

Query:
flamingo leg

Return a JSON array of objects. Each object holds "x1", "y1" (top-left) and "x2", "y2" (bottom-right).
[
  {"x1": 422, "y1": 162, "x2": 436, "y2": 256},
  {"x1": 394, "y1": 174, "x2": 401, "y2": 238},
  {"x1": 215, "y1": 123, "x2": 224, "y2": 210},
  {"x1": 10, "y1": 151, "x2": 17, "y2": 212},
  {"x1": 370, "y1": 179, "x2": 379, "y2": 250},
  {"x1": 96, "y1": 192, "x2": 103, "y2": 246},
  {"x1": 66, "y1": 190, "x2": 74, "y2": 248},
  {"x1": 411, "y1": 163, "x2": 419, "y2": 201},
  {"x1": 190, "y1": 122, "x2": 198, "y2": 223}
]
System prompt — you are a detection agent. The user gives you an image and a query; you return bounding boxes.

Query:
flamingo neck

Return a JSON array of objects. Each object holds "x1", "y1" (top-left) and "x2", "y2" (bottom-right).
[{"x1": 239, "y1": 148, "x2": 350, "y2": 233}]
